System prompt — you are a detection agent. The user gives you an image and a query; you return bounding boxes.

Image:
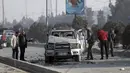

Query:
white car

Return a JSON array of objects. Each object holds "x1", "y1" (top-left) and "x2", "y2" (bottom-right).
[{"x1": 45, "y1": 29, "x2": 88, "y2": 63}]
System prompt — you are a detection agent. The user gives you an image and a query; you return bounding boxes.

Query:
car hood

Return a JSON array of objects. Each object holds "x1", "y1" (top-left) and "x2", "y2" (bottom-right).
[{"x1": 48, "y1": 35, "x2": 78, "y2": 43}]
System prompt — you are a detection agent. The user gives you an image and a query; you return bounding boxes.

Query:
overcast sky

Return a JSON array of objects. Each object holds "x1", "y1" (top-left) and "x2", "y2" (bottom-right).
[{"x1": 0, "y1": 0, "x2": 116, "y2": 22}]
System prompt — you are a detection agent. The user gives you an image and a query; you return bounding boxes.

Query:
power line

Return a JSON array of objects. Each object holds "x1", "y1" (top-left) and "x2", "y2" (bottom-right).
[
  {"x1": 46, "y1": 0, "x2": 48, "y2": 26},
  {"x1": 46, "y1": 0, "x2": 49, "y2": 44}
]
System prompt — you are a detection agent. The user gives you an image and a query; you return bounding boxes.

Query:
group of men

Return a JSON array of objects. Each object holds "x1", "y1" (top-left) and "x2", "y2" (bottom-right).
[
  {"x1": 11, "y1": 30, "x2": 27, "y2": 61},
  {"x1": 86, "y1": 27, "x2": 116, "y2": 60}
]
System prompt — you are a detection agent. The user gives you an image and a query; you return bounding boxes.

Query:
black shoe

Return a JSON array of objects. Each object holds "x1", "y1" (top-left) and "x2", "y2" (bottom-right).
[
  {"x1": 20, "y1": 58, "x2": 23, "y2": 60},
  {"x1": 23, "y1": 59, "x2": 27, "y2": 61},
  {"x1": 100, "y1": 58, "x2": 103, "y2": 60},
  {"x1": 20, "y1": 59, "x2": 26, "y2": 61}
]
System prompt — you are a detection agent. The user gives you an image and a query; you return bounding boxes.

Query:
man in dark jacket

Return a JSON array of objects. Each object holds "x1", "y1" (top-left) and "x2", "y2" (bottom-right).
[
  {"x1": 97, "y1": 29, "x2": 109, "y2": 60},
  {"x1": 87, "y1": 28, "x2": 95, "y2": 60},
  {"x1": 108, "y1": 28, "x2": 115, "y2": 57},
  {"x1": 19, "y1": 30, "x2": 27, "y2": 61}
]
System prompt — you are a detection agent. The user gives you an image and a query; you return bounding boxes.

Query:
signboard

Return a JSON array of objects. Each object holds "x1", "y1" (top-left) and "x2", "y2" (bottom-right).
[{"x1": 66, "y1": 0, "x2": 85, "y2": 15}]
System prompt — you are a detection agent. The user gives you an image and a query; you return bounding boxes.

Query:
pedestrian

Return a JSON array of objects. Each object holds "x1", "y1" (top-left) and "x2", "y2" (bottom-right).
[
  {"x1": 86, "y1": 27, "x2": 95, "y2": 60},
  {"x1": 11, "y1": 31, "x2": 19, "y2": 59},
  {"x1": 1, "y1": 32, "x2": 6, "y2": 48},
  {"x1": 19, "y1": 30, "x2": 27, "y2": 61},
  {"x1": 97, "y1": 29, "x2": 109, "y2": 60},
  {"x1": 108, "y1": 28, "x2": 115, "y2": 57}
]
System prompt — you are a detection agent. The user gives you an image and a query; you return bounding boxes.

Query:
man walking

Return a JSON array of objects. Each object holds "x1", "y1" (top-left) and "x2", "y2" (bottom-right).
[
  {"x1": 19, "y1": 30, "x2": 27, "y2": 61},
  {"x1": 97, "y1": 29, "x2": 109, "y2": 60},
  {"x1": 11, "y1": 31, "x2": 19, "y2": 59}
]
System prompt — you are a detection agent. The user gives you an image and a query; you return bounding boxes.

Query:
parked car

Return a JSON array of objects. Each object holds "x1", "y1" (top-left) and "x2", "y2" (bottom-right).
[{"x1": 0, "y1": 29, "x2": 14, "y2": 47}]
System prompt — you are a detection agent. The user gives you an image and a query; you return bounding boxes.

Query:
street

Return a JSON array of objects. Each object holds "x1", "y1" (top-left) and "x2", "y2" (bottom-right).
[
  {"x1": 0, "y1": 46, "x2": 45, "y2": 61},
  {"x1": 0, "y1": 46, "x2": 130, "y2": 73}
]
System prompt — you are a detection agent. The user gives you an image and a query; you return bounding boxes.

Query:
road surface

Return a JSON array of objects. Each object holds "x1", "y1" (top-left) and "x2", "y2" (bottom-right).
[{"x1": 0, "y1": 46, "x2": 130, "y2": 73}]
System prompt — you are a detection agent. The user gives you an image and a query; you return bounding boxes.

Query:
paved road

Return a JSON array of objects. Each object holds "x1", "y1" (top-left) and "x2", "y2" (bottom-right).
[
  {"x1": 0, "y1": 62, "x2": 28, "y2": 73},
  {"x1": 0, "y1": 46, "x2": 130, "y2": 73},
  {"x1": 0, "y1": 46, "x2": 45, "y2": 61}
]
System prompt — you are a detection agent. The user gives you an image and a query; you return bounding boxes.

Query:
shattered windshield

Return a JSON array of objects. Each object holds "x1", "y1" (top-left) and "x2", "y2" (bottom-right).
[{"x1": 51, "y1": 31, "x2": 75, "y2": 39}]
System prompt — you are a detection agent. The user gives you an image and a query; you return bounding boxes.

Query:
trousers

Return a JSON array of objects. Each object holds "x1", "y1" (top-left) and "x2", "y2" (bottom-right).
[
  {"x1": 12, "y1": 47, "x2": 19, "y2": 59},
  {"x1": 20, "y1": 46, "x2": 26, "y2": 60},
  {"x1": 100, "y1": 40, "x2": 109, "y2": 59}
]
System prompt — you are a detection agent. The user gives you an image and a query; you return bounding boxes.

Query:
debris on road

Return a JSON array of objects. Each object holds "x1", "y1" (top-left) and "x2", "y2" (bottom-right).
[{"x1": 120, "y1": 68, "x2": 125, "y2": 71}]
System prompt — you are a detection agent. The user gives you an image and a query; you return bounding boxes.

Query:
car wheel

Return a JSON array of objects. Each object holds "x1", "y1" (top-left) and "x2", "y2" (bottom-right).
[
  {"x1": 45, "y1": 56, "x2": 49, "y2": 63},
  {"x1": 45, "y1": 56, "x2": 54, "y2": 64}
]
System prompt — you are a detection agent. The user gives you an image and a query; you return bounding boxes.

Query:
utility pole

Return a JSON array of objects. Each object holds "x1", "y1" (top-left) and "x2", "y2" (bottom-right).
[
  {"x1": 25, "y1": 0, "x2": 28, "y2": 19},
  {"x1": 50, "y1": 0, "x2": 52, "y2": 17},
  {"x1": 2, "y1": 0, "x2": 5, "y2": 26},
  {"x1": 46, "y1": 0, "x2": 48, "y2": 27},
  {"x1": 56, "y1": 0, "x2": 57, "y2": 16},
  {"x1": 46, "y1": 0, "x2": 49, "y2": 43}
]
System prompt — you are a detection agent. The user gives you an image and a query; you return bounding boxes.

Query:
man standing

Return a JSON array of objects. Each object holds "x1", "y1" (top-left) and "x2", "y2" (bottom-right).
[
  {"x1": 19, "y1": 30, "x2": 27, "y2": 61},
  {"x1": 11, "y1": 31, "x2": 19, "y2": 59},
  {"x1": 86, "y1": 27, "x2": 95, "y2": 60},
  {"x1": 108, "y1": 28, "x2": 115, "y2": 57},
  {"x1": 97, "y1": 29, "x2": 109, "y2": 60},
  {"x1": 1, "y1": 32, "x2": 6, "y2": 48}
]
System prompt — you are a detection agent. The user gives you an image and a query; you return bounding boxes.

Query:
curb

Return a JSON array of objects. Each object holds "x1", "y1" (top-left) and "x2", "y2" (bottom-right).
[{"x1": 0, "y1": 56, "x2": 60, "y2": 73}]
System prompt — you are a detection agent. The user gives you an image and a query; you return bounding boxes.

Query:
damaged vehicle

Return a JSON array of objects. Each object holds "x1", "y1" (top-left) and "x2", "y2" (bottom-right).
[{"x1": 45, "y1": 29, "x2": 87, "y2": 63}]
